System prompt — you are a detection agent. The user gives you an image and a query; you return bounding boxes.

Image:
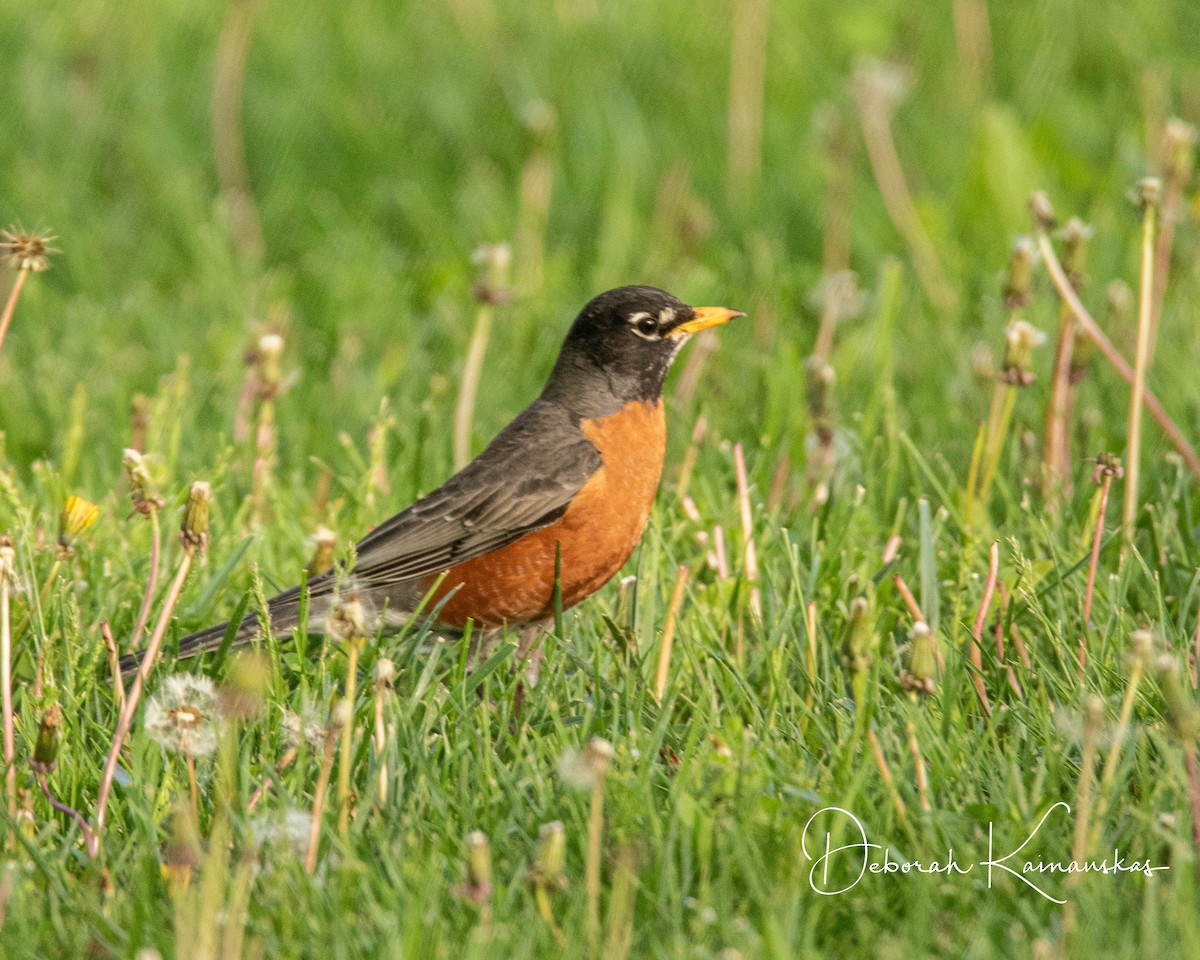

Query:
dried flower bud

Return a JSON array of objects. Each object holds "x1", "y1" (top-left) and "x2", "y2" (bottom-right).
[
  {"x1": 162, "y1": 803, "x2": 202, "y2": 893},
  {"x1": 306, "y1": 526, "x2": 336, "y2": 578},
  {"x1": 1161, "y1": 118, "x2": 1198, "y2": 185},
  {"x1": 1133, "y1": 177, "x2": 1162, "y2": 213},
  {"x1": 969, "y1": 343, "x2": 996, "y2": 385},
  {"x1": 1083, "y1": 695, "x2": 1107, "y2": 734},
  {"x1": 1029, "y1": 191, "x2": 1057, "y2": 231},
  {"x1": 1090, "y1": 453, "x2": 1124, "y2": 485},
  {"x1": 530, "y1": 821, "x2": 567, "y2": 890},
  {"x1": 374, "y1": 657, "x2": 395, "y2": 688},
  {"x1": 180, "y1": 481, "x2": 211, "y2": 551},
  {"x1": 804, "y1": 359, "x2": 836, "y2": 422},
  {"x1": 0, "y1": 537, "x2": 19, "y2": 590},
  {"x1": 841, "y1": 596, "x2": 876, "y2": 675},
  {"x1": 1001, "y1": 320, "x2": 1047, "y2": 386},
  {"x1": 58, "y1": 495, "x2": 100, "y2": 549},
  {"x1": 1058, "y1": 218, "x2": 1092, "y2": 291},
  {"x1": 221, "y1": 651, "x2": 270, "y2": 720},
  {"x1": 0, "y1": 228, "x2": 56, "y2": 272},
  {"x1": 901, "y1": 622, "x2": 937, "y2": 695},
  {"x1": 453, "y1": 831, "x2": 493, "y2": 904},
  {"x1": 1105, "y1": 279, "x2": 1134, "y2": 328},
  {"x1": 123, "y1": 449, "x2": 164, "y2": 515},
  {"x1": 257, "y1": 333, "x2": 284, "y2": 398},
  {"x1": 1157, "y1": 656, "x2": 1199, "y2": 741},
  {"x1": 1003, "y1": 237, "x2": 1037, "y2": 309},
  {"x1": 330, "y1": 698, "x2": 353, "y2": 735},
  {"x1": 471, "y1": 243, "x2": 512, "y2": 306},
  {"x1": 1129, "y1": 628, "x2": 1154, "y2": 670},
  {"x1": 33, "y1": 704, "x2": 63, "y2": 772}
]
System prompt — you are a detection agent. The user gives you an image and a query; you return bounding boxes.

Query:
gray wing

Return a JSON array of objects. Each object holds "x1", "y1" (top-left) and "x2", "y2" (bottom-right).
[{"x1": 349, "y1": 399, "x2": 601, "y2": 588}]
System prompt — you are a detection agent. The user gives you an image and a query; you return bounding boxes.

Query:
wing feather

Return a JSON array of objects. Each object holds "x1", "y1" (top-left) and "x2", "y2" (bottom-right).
[{"x1": 349, "y1": 400, "x2": 599, "y2": 589}]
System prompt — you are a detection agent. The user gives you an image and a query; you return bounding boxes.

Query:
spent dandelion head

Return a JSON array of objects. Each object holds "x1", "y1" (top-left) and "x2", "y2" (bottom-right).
[
  {"x1": 558, "y1": 737, "x2": 614, "y2": 791},
  {"x1": 249, "y1": 807, "x2": 312, "y2": 860},
  {"x1": 282, "y1": 707, "x2": 326, "y2": 754},
  {"x1": 325, "y1": 587, "x2": 371, "y2": 647},
  {"x1": 0, "y1": 227, "x2": 57, "y2": 273},
  {"x1": 144, "y1": 674, "x2": 223, "y2": 757},
  {"x1": 852, "y1": 59, "x2": 910, "y2": 114}
]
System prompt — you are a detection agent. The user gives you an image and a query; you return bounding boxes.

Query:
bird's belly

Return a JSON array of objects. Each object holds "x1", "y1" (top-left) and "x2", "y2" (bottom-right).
[{"x1": 428, "y1": 400, "x2": 666, "y2": 627}]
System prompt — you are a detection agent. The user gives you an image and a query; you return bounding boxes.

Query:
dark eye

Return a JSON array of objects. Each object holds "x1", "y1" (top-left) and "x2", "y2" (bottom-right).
[{"x1": 635, "y1": 316, "x2": 659, "y2": 337}]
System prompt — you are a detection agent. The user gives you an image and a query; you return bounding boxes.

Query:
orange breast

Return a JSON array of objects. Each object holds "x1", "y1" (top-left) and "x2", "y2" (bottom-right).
[{"x1": 427, "y1": 400, "x2": 666, "y2": 628}]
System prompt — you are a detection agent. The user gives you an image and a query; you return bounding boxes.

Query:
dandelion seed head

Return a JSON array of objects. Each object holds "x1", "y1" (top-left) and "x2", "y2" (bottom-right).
[{"x1": 145, "y1": 675, "x2": 222, "y2": 756}]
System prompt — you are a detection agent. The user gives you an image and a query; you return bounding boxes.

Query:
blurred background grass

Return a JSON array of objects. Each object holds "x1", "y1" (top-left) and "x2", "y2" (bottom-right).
[{"x1": 3, "y1": 0, "x2": 1198, "y2": 489}]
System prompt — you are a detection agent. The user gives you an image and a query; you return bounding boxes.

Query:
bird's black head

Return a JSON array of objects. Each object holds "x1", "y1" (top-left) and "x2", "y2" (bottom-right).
[{"x1": 542, "y1": 285, "x2": 742, "y2": 415}]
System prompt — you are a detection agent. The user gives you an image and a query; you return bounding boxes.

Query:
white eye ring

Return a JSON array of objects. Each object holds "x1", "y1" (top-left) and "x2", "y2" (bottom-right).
[{"x1": 631, "y1": 313, "x2": 660, "y2": 339}]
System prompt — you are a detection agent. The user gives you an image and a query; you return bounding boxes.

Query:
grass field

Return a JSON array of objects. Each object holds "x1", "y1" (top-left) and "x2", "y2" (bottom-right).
[{"x1": 3, "y1": 0, "x2": 1200, "y2": 956}]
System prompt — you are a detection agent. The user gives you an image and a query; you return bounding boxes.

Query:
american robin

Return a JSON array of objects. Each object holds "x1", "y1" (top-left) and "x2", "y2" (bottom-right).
[{"x1": 162, "y1": 286, "x2": 741, "y2": 662}]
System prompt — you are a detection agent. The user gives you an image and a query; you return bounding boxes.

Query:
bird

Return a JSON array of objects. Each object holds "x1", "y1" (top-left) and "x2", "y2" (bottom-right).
[{"x1": 153, "y1": 286, "x2": 742, "y2": 667}]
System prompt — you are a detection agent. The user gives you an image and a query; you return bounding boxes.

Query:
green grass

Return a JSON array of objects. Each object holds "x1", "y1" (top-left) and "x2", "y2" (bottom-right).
[{"x1": 3, "y1": 0, "x2": 1200, "y2": 956}]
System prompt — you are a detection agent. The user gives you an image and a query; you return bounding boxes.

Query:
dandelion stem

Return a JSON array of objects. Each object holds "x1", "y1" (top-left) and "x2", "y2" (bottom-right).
[
  {"x1": 906, "y1": 721, "x2": 931, "y2": 812},
  {"x1": 1090, "y1": 648, "x2": 1146, "y2": 848},
  {"x1": 305, "y1": 722, "x2": 339, "y2": 874},
  {"x1": 733, "y1": 444, "x2": 760, "y2": 620},
  {"x1": 246, "y1": 745, "x2": 298, "y2": 813},
  {"x1": 969, "y1": 542, "x2": 998, "y2": 719},
  {"x1": 130, "y1": 506, "x2": 162, "y2": 647},
  {"x1": 37, "y1": 771, "x2": 96, "y2": 848},
  {"x1": 94, "y1": 544, "x2": 196, "y2": 854},
  {"x1": 1123, "y1": 180, "x2": 1161, "y2": 542},
  {"x1": 1083, "y1": 471, "x2": 1114, "y2": 631},
  {"x1": 99, "y1": 621, "x2": 126, "y2": 713},
  {"x1": 585, "y1": 770, "x2": 605, "y2": 957},
  {"x1": 0, "y1": 270, "x2": 28, "y2": 358},
  {"x1": 337, "y1": 644, "x2": 361, "y2": 839},
  {"x1": 1, "y1": 569, "x2": 13, "y2": 823},
  {"x1": 1032, "y1": 211, "x2": 1200, "y2": 480},
  {"x1": 454, "y1": 301, "x2": 494, "y2": 471},
  {"x1": 653, "y1": 565, "x2": 690, "y2": 702},
  {"x1": 854, "y1": 67, "x2": 958, "y2": 315}
]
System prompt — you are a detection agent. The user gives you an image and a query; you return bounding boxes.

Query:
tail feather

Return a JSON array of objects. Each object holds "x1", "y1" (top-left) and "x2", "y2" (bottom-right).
[{"x1": 118, "y1": 584, "x2": 309, "y2": 675}]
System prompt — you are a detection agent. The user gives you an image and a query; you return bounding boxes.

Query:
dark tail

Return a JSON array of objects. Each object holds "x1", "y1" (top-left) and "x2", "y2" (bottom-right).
[{"x1": 118, "y1": 582, "x2": 315, "y2": 675}]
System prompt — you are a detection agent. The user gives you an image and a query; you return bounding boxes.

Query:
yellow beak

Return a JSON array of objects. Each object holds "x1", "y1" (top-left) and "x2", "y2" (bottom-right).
[{"x1": 669, "y1": 306, "x2": 745, "y2": 339}]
